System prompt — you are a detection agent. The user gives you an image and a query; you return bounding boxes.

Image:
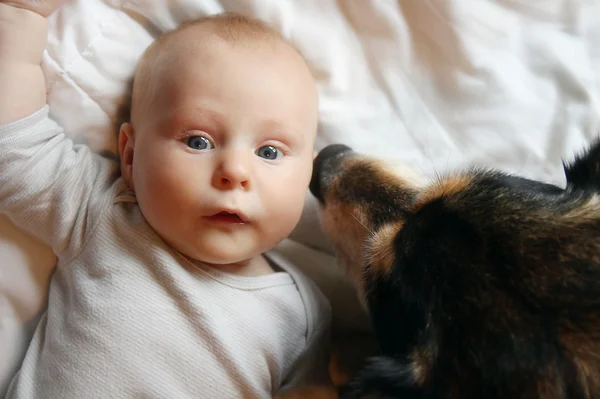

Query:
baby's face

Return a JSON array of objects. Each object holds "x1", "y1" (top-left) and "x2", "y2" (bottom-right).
[{"x1": 127, "y1": 33, "x2": 318, "y2": 266}]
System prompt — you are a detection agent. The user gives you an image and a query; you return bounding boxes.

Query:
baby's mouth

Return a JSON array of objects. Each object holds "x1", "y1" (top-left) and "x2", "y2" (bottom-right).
[{"x1": 205, "y1": 211, "x2": 247, "y2": 224}]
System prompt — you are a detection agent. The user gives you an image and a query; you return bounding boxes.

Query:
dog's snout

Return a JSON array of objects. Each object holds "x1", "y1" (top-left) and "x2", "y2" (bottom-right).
[{"x1": 309, "y1": 144, "x2": 353, "y2": 203}]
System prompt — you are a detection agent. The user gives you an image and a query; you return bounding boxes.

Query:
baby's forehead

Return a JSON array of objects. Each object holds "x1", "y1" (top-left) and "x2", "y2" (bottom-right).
[
  {"x1": 145, "y1": 15, "x2": 286, "y2": 61},
  {"x1": 133, "y1": 18, "x2": 297, "y2": 93},
  {"x1": 131, "y1": 14, "x2": 317, "y2": 128}
]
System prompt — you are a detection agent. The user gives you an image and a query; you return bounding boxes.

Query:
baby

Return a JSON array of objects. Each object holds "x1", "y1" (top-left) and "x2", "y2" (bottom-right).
[{"x1": 0, "y1": 1, "x2": 331, "y2": 398}]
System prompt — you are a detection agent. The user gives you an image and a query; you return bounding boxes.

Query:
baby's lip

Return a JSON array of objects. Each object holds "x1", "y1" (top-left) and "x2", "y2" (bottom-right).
[{"x1": 205, "y1": 209, "x2": 249, "y2": 224}]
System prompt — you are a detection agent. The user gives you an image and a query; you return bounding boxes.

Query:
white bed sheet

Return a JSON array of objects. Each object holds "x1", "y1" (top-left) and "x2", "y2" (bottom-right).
[{"x1": 2, "y1": 0, "x2": 600, "y2": 394}]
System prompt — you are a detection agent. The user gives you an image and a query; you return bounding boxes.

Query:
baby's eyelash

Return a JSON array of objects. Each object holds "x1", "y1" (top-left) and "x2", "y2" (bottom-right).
[
  {"x1": 262, "y1": 142, "x2": 290, "y2": 155},
  {"x1": 177, "y1": 130, "x2": 213, "y2": 142}
]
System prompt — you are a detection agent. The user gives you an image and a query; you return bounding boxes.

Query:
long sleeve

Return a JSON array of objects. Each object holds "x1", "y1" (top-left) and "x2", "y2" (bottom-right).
[
  {"x1": 280, "y1": 317, "x2": 332, "y2": 392},
  {"x1": 0, "y1": 106, "x2": 119, "y2": 260}
]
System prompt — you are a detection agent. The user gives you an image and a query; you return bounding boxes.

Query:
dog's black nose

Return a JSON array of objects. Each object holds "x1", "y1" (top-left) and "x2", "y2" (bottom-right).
[{"x1": 310, "y1": 144, "x2": 353, "y2": 203}]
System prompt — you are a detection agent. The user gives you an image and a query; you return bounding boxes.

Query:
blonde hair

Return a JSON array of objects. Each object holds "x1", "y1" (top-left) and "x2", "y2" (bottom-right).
[
  {"x1": 129, "y1": 13, "x2": 290, "y2": 126},
  {"x1": 157, "y1": 13, "x2": 283, "y2": 44}
]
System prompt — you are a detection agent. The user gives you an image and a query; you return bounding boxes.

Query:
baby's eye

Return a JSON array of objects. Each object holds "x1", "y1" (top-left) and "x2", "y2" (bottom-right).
[
  {"x1": 187, "y1": 136, "x2": 213, "y2": 151},
  {"x1": 256, "y1": 145, "x2": 282, "y2": 160}
]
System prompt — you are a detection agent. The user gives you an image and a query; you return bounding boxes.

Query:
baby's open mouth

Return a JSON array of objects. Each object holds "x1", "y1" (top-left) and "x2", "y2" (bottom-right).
[{"x1": 205, "y1": 211, "x2": 247, "y2": 224}]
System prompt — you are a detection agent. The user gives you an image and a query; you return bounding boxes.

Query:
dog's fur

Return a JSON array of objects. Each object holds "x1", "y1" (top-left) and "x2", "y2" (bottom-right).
[{"x1": 309, "y1": 142, "x2": 600, "y2": 399}]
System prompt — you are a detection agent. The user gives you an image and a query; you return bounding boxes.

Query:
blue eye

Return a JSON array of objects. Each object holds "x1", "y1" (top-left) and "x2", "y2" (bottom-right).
[
  {"x1": 187, "y1": 136, "x2": 213, "y2": 151},
  {"x1": 256, "y1": 145, "x2": 282, "y2": 160}
]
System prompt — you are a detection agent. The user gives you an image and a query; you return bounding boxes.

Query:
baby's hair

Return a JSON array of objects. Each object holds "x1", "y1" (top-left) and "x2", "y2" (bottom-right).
[
  {"x1": 128, "y1": 12, "x2": 289, "y2": 127},
  {"x1": 160, "y1": 12, "x2": 284, "y2": 44}
]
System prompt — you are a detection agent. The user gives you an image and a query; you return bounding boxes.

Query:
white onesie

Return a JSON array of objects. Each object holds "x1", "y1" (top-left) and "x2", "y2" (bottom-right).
[{"x1": 0, "y1": 107, "x2": 331, "y2": 399}]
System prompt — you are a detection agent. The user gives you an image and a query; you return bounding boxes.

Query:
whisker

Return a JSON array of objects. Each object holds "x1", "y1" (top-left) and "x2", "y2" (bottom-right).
[{"x1": 348, "y1": 210, "x2": 373, "y2": 235}]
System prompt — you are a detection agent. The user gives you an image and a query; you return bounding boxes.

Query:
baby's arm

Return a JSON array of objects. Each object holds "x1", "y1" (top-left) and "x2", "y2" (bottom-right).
[
  {"x1": 0, "y1": 1, "x2": 119, "y2": 257},
  {"x1": 0, "y1": 1, "x2": 62, "y2": 124}
]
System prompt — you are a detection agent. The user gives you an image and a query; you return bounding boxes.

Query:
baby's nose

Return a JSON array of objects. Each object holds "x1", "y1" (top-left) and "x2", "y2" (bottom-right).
[{"x1": 213, "y1": 154, "x2": 251, "y2": 190}]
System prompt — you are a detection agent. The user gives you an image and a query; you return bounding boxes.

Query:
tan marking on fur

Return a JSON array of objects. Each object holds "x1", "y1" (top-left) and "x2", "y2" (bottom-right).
[
  {"x1": 414, "y1": 174, "x2": 472, "y2": 211},
  {"x1": 409, "y1": 353, "x2": 427, "y2": 386},
  {"x1": 559, "y1": 330, "x2": 600, "y2": 398},
  {"x1": 409, "y1": 342, "x2": 437, "y2": 387},
  {"x1": 320, "y1": 197, "x2": 372, "y2": 291},
  {"x1": 378, "y1": 159, "x2": 427, "y2": 191},
  {"x1": 318, "y1": 155, "x2": 421, "y2": 301},
  {"x1": 366, "y1": 222, "x2": 403, "y2": 277},
  {"x1": 328, "y1": 353, "x2": 347, "y2": 387},
  {"x1": 563, "y1": 194, "x2": 600, "y2": 221},
  {"x1": 343, "y1": 156, "x2": 425, "y2": 198},
  {"x1": 574, "y1": 357, "x2": 592, "y2": 399},
  {"x1": 534, "y1": 378, "x2": 565, "y2": 399}
]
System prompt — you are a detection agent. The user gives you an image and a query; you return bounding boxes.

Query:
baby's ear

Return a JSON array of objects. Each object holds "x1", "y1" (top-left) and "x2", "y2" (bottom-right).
[{"x1": 118, "y1": 122, "x2": 135, "y2": 190}]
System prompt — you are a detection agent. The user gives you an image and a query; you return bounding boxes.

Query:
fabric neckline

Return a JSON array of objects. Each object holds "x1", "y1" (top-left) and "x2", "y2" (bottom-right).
[{"x1": 177, "y1": 251, "x2": 295, "y2": 291}]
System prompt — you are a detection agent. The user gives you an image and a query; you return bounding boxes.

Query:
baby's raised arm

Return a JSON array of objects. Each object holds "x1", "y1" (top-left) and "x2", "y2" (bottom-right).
[
  {"x1": 0, "y1": 1, "x2": 63, "y2": 124},
  {"x1": 0, "y1": 0, "x2": 121, "y2": 259}
]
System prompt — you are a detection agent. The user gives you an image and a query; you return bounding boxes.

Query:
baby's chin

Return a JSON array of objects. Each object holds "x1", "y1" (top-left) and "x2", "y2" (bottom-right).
[{"x1": 175, "y1": 239, "x2": 268, "y2": 268}]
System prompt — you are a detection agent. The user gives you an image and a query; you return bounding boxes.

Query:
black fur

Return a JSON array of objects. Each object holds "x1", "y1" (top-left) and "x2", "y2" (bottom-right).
[
  {"x1": 311, "y1": 141, "x2": 600, "y2": 399},
  {"x1": 564, "y1": 139, "x2": 600, "y2": 192}
]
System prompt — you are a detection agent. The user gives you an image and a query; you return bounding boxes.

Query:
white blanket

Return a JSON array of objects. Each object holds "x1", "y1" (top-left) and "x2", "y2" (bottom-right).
[{"x1": 2, "y1": 0, "x2": 600, "y2": 394}]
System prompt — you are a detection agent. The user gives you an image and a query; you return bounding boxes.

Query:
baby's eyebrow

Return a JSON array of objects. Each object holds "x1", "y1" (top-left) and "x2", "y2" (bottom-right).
[
  {"x1": 174, "y1": 107, "x2": 227, "y2": 125},
  {"x1": 260, "y1": 119, "x2": 304, "y2": 146},
  {"x1": 160, "y1": 106, "x2": 228, "y2": 133}
]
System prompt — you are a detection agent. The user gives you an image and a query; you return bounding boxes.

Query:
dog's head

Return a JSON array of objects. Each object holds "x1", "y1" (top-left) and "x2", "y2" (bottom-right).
[
  {"x1": 309, "y1": 145, "x2": 426, "y2": 298},
  {"x1": 309, "y1": 144, "x2": 574, "y2": 306}
]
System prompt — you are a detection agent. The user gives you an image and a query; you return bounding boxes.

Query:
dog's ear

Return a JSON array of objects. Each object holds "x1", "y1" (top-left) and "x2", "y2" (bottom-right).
[{"x1": 564, "y1": 138, "x2": 600, "y2": 191}]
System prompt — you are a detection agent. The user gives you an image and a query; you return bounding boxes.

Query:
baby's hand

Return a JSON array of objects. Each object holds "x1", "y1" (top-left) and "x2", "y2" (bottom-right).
[
  {"x1": 0, "y1": 0, "x2": 64, "y2": 17},
  {"x1": 0, "y1": 0, "x2": 64, "y2": 123}
]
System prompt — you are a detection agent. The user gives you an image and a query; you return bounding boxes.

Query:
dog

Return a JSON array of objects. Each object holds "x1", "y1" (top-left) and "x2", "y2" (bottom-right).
[{"x1": 308, "y1": 142, "x2": 600, "y2": 399}]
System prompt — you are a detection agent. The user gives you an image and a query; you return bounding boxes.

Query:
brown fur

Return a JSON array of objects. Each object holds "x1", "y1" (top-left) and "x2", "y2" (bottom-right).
[
  {"x1": 309, "y1": 141, "x2": 600, "y2": 399},
  {"x1": 413, "y1": 173, "x2": 472, "y2": 211},
  {"x1": 366, "y1": 222, "x2": 403, "y2": 278}
]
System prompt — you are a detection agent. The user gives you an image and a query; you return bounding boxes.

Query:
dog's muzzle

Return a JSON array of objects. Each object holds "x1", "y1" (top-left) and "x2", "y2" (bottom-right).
[{"x1": 309, "y1": 144, "x2": 354, "y2": 204}]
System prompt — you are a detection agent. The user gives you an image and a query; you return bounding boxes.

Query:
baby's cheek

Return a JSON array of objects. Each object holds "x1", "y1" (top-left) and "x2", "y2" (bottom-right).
[
  {"x1": 137, "y1": 164, "x2": 191, "y2": 220},
  {"x1": 271, "y1": 185, "x2": 306, "y2": 228},
  {"x1": 144, "y1": 153, "x2": 195, "y2": 194}
]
